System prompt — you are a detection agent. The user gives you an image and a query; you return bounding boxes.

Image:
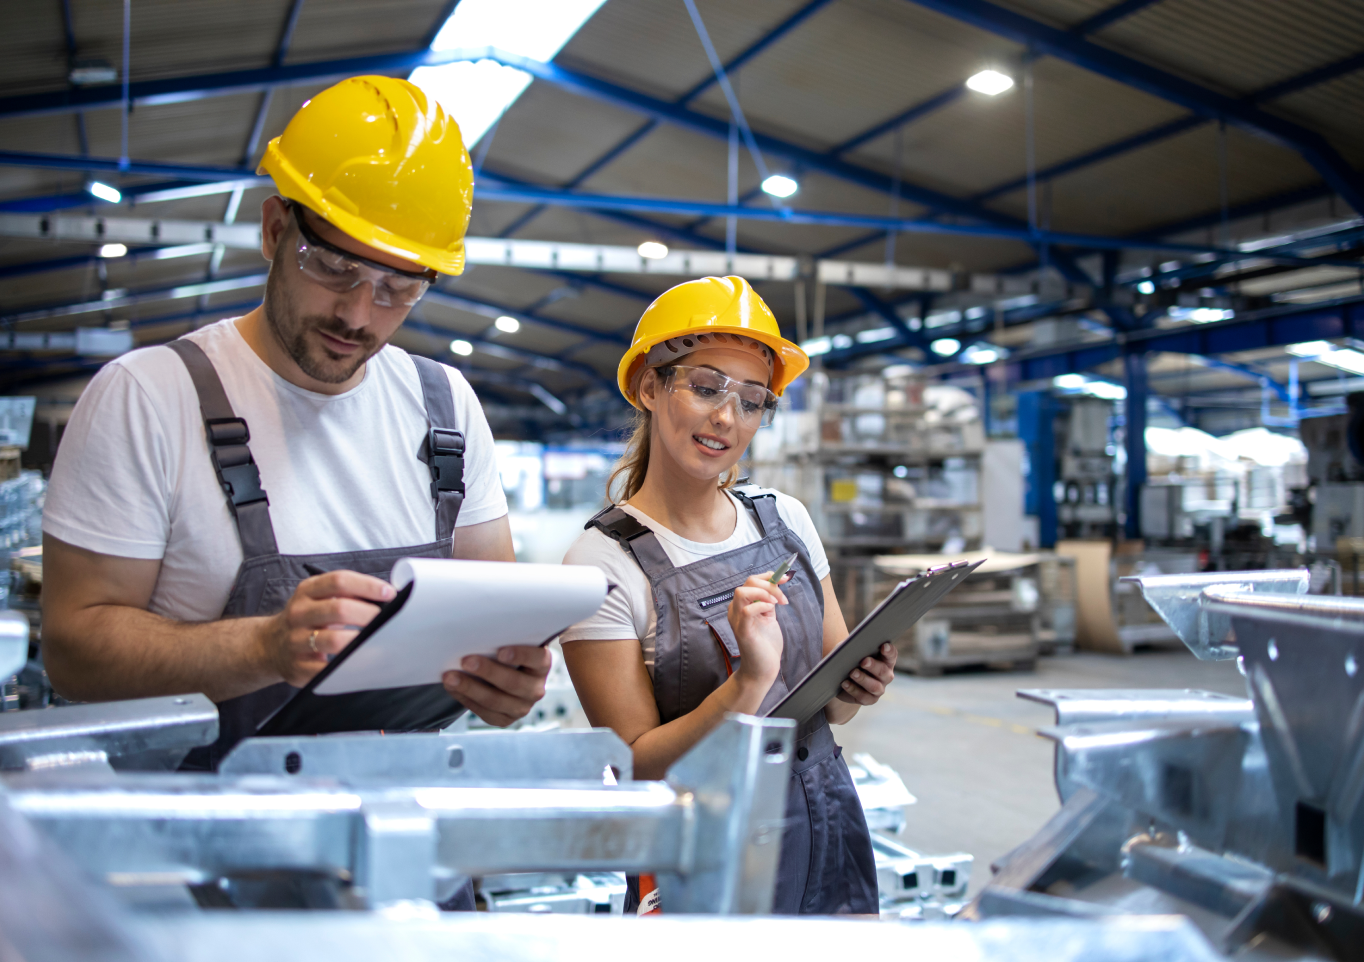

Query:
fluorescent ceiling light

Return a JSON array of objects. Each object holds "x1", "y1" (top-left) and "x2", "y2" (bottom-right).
[
  {"x1": 1053, "y1": 374, "x2": 1086, "y2": 389},
  {"x1": 1289, "y1": 342, "x2": 1364, "y2": 376},
  {"x1": 1286, "y1": 340, "x2": 1333, "y2": 358},
  {"x1": 831, "y1": 333, "x2": 853, "y2": 349},
  {"x1": 637, "y1": 241, "x2": 668, "y2": 259},
  {"x1": 966, "y1": 70, "x2": 1014, "y2": 95},
  {"x1": 761, "y1": 174, "x2": 798, "y2": 198},
  {"x1": 1136, "y1": 280, "x2": 1155, "y2": 295},
  {"x1": 98, "y1": 243, "x2": 128, "y2": 258},
  {"x1": 801, "y1": 336, "x2": 832, "y2": 356},
  {"x1": 494, "y1": 315, "x2": 520, "y2": 333},
  {"x1": 930, "y1": 337, "x2": 961, "y2": 356},
  {"x1": 411, "y1": 0, "x2": 609, "y2": 148},
  {"x1": 88, "y1": 181, "x2": 122, "y2": 204},
  {"x1": 855, "y1": 327, "x2": 896, "y2": 343},
  {"x1": 960, "y1": 343, "x2": 1005, "y2": 365},
  {"x1": 1169, "y1": 306, "x2": 1234, "y2": 324},
  {"x1": 450, "y1": 339, "x2": 474, "y2": 356}
]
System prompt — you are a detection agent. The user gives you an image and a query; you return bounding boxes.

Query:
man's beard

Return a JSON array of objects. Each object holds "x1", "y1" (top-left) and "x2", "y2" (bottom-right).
[{"x1": 263, "y1": 268, "x2": 382, "y2": 384}]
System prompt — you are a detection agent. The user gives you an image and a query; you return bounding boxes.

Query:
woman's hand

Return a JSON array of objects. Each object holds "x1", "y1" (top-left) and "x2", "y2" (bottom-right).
[
  {"x1": 727, "y1": 572, "x2": 788, "y2": 691},
  {"x1": 836, "y1": 641, "x2": 897, "y2": 706}
]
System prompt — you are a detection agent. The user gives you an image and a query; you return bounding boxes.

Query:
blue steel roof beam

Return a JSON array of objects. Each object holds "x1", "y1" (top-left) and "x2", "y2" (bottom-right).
[
  {"x1": 0, "y1": 150, "x2": 1347, "y2": 263},
  {"x1": 0, "y1": 177, "x2": 257, "y2": 214},
  {"x1": 496, "y1": 0, "x2": 836, "y2": 240},
  {"x1": 1011, "y1": 294, "x2": 1364, "y2": 380},
  {"x1": 1070, "y1": 0, "x2": 1167, "y2": 36},
  {"x1": 905, "y1": 0, "x2": 1364, "y2": 213},
  {"x1": 973, "y1": 48, "x2": 1364, "y2": 205},
  {"x1": 0, "y1": 48, "x2": 1036, "y2": 235},
  {"x1": 831, "y1": 2, "x2": 1171, "y2": 158}
]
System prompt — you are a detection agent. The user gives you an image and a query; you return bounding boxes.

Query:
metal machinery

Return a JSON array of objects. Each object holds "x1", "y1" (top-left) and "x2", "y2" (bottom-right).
[
  {"x1": 967, "y1": 567, "x2": 1364, "y2": 961},
  {"x1": 1059, "y1": 397, "x2": 1118, "y2": 541},
  {"x1": 0, "y1": 695, "x2": 1228, "y2": 962}
]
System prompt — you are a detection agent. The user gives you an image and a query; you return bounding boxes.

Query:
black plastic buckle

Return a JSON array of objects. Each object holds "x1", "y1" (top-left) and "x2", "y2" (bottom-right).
[
  {"x1": 204, "y1": 417, "x2": 267, "y2": 509},
  {"x1": 428, "y1": 427, "x2": 466, "y2": 499}
]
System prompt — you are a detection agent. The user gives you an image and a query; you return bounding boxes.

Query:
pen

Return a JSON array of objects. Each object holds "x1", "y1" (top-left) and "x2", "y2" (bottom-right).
[{"x1": 769, "y1": 551, "x2": 800, "y2": 585}]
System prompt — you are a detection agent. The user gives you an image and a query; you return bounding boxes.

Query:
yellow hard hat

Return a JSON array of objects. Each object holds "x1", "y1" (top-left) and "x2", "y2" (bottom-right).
[
  {"x1": 258, "y1": 75, "x2": 473, "y2": 275},
  {"x1": 618, "y1": 276, "x2": 809, "y2": 408}
]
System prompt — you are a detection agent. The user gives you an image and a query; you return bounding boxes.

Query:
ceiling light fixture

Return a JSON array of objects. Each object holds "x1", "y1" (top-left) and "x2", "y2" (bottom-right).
[
  {"x1": 98, "y1": 243, "x2": 128, "y2": 258},
  {"x1": 929, "y1": 337, "x2": 961, "y2": 356},
  {"x1": 637, "y1": 241, "x2": 668, "y2": 259},
  {"x1": 961, "y1": 343, "x2": 1005, "y2": 365},
  {"x1": 411, "y1": 0, "x2": 610, "y2": 148},
  {"x1": 1136, "y1": 280, "x2": 1156, "y2": 295},
  {"x1": 88, "y1": 181, "x2": 122, "y2": 204},
  {"x1": 965, "y1": 69, "x2": 1014, "y2": 95},
  {"x1": 761, "y1": 174, "x2": 798, "y2": 198},
  {"x1": 494, "y1": 315, "x2": 520, "y2": 333},
  {"x1": 450, "y1": 339, "x2": 474, "y2": 356}
]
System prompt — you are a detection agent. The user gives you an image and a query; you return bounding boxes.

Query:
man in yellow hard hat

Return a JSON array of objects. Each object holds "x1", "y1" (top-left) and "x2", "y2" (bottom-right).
[{"x1": 40, "y1": 78, "x2": 549, "y2": 794}]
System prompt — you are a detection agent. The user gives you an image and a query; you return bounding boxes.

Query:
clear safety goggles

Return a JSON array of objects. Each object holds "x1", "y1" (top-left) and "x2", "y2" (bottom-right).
[
  {"x1": 661, "y1": 364, "x2": 780, "y2": 428},
  {"x1": 290, "y1": 202, "x2": 437, "y2": 307}
]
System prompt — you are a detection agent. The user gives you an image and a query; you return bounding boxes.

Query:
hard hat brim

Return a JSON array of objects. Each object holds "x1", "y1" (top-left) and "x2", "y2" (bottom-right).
[
  {"x1": 259, "y1": 142, "x2": 466, "y2": 276},
  {"x1": 618, "y1": 324, "x2": 809, "y2": 409}
]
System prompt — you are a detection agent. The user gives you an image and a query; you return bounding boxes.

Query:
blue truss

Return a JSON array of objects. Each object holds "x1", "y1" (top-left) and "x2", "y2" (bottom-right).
[{"x1": 903, "y1": 0, "x2": 1364, "y2": 214}]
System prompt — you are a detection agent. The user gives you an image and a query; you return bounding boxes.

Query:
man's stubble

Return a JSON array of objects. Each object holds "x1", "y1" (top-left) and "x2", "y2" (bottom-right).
[{"x1": 262, "y1": 251, "x2": 383, "y2": 385}]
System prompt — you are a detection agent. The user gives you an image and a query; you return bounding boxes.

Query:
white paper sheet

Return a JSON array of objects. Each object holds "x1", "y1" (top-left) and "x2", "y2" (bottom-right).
[{"x1": 314, "y1": 558, "x2": 608, "y2": 695}]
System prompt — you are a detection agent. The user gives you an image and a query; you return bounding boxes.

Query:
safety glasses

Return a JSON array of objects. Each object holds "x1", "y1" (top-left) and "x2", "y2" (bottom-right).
[
  {"x1": 290, "y1": 201, "x2": 437, "y2": 307},
  {"x1": 661, "y1": 364, "x2": 780, "y2": 428}
]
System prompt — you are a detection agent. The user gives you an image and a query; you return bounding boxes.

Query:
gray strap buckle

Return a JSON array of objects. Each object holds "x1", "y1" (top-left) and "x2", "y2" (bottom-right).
[{"x1": 205, "y1": 417, "x2": 268, "y2": 509}]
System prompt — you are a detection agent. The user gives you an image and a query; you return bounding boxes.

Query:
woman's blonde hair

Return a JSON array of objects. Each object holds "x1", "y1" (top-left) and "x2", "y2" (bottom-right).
[{"x1": 607, "y1": 368, "x2": 741, "y2": 504}]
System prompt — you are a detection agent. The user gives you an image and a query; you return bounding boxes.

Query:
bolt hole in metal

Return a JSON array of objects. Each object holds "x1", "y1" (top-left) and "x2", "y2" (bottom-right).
[
  {"x1": 764, "y1": 740, "x2": 788, "y2": 764},
  {"x1": 284, "y1": 751, "x2": 302, "y2": 775},
  {"x1": 447, "y1": 746, "x2": 464, "y2": 771},
  {"x1": 1267, "y1": 639, "x2": 1279, "y2": 661}
]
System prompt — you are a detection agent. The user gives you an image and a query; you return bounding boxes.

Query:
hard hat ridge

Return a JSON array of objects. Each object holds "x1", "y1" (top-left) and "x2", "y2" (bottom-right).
[{"x1": 259, "y1": 75, "x2": 474, "y2": 275}]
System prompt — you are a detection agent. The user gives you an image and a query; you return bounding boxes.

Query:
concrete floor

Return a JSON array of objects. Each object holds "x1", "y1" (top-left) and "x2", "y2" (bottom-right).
[{"x1": 835, "y1": 648, "x2": 1248, "y2": 897}]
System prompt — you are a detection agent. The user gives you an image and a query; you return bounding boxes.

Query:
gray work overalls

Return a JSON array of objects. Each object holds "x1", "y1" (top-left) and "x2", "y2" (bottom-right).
[
  {"x1": 588, "y1": 489, "x2": 878, "y2": 915},
  {"x1": 167, "y1": 338, "x2": 476, "y2": 909}
]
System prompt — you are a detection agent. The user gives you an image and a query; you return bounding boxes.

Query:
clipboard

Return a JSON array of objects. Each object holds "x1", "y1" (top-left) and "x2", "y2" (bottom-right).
[
  {"x1": 764, "y1": 559, "x2": 984, "y2": 725},
  {"x1": 256, "y1": 560, "x2": 611, "y2": 738}
]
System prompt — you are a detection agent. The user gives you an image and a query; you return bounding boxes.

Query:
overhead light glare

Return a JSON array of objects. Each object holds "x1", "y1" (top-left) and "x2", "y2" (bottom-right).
[
  {"x1": 88, "y1": 181, "x2": 122, "y2": 204},
  {"x1": 494, "y1": 315, "x2": 520, "y2": 333},
  {"x1": 1289, "y1": 341, "x2": 1364, "y2": 376},
  {"x1": 1169, "y1": 306, "x2": 1234, "y2": 324},
  {"x1": 1136, "y1": 280, "x2": 1156, "y2": 295},
  {"x1": 961, "y1": 342, "x2": 1006, "y2": 365},
  {"x1": 411, "y1": 0, "x2": 610, "y2": 148},
  {"x1": 1287, "y1": 340, "x2": 1333, "y2": 358},
  {"x1": 98, "y1": 243, "x2": 128, "y2": 258},
  {"x1": 965, "y1": 70, "x2": 1014, "y2": 95},
  {"x1": 1053, "y1": 374, "x2": 1086, "y2": 389},
  {"x1": 801, "y1": 336, "x2": 832, "y2": 357},
  {"x1": 930, "y1": 337, "x2": 961, "y2": 356},
  {"x1": 637, "y1": 241, "x2": 668, "y2": 259},
  {"x1": 761, "y1": 174, "x2": 798, "y2": 198},
  {"x1": 450, "y1": 339, "x2": 474, "y2": 356}
]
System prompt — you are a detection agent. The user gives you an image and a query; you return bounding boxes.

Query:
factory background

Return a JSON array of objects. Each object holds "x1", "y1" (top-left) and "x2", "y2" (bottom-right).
[{"x1": 1, "y1": 0, "x2": 1363, "y2": 951}]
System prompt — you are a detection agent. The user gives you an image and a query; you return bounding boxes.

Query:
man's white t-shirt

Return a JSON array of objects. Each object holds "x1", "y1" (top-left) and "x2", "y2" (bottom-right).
[
  {"x1": 559, "y1": 489, "x2": 829, "y2": 677},
  {"x1": 44, "y1": 318, "x2": 507, "y2": 622}
]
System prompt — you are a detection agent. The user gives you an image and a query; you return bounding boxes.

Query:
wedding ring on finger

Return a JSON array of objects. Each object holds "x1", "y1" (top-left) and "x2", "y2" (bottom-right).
[{"x1": 308, "y1": 630, "x2": 320, "y2": 654}]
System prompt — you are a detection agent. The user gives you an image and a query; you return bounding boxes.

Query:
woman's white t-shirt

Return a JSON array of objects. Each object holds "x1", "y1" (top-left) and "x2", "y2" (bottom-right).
[{"x1": 560, "y1": 488, "x2": 830, "y2": 677}]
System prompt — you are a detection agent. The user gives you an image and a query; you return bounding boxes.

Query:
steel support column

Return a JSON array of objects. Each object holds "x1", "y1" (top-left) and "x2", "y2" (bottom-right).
[
  {"x1": 1017, "y1": 390, "x2": 1058, "y2": 549},
  {"x1": 1123, "y1": 352, "x2": 1148, "y2": 540}
]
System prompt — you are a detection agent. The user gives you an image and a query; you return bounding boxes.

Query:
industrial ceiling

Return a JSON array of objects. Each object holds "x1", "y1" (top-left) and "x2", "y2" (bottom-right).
[{"x1": 1, "y1": 0, "x2": 1362, "y2": 438}]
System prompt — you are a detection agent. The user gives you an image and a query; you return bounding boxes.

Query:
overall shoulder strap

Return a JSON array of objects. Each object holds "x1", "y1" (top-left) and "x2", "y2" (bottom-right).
[
  {"x1": 410, "y1": 355, "x2": 465, "y2": 542},
  {"x1": 730, "y1": 483, "x2": 782, "y2": 539},
  {"x1": 166, "y1": 338, "x2": 279, "y2": 559},
  {"x1": 585, "y1": 506, "x2": 675, "y2": 579}
]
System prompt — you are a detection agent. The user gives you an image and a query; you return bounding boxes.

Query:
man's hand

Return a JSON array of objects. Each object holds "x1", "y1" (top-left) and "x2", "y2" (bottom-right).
[
  {"x1": 443, "y1": 646, "x2": 551, "y2": 727},
  {"x1": 836, "y1": 641, "x2": 897, "y2": 706},
  {"x1": 257, "y1": 570, "x2": 396, "y2": 687}
]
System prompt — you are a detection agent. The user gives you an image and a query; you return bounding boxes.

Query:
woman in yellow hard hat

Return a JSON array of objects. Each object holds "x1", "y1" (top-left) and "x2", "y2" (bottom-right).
[{"x1": 560, "y1": 276, "x2": 893, "y2": 915}]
